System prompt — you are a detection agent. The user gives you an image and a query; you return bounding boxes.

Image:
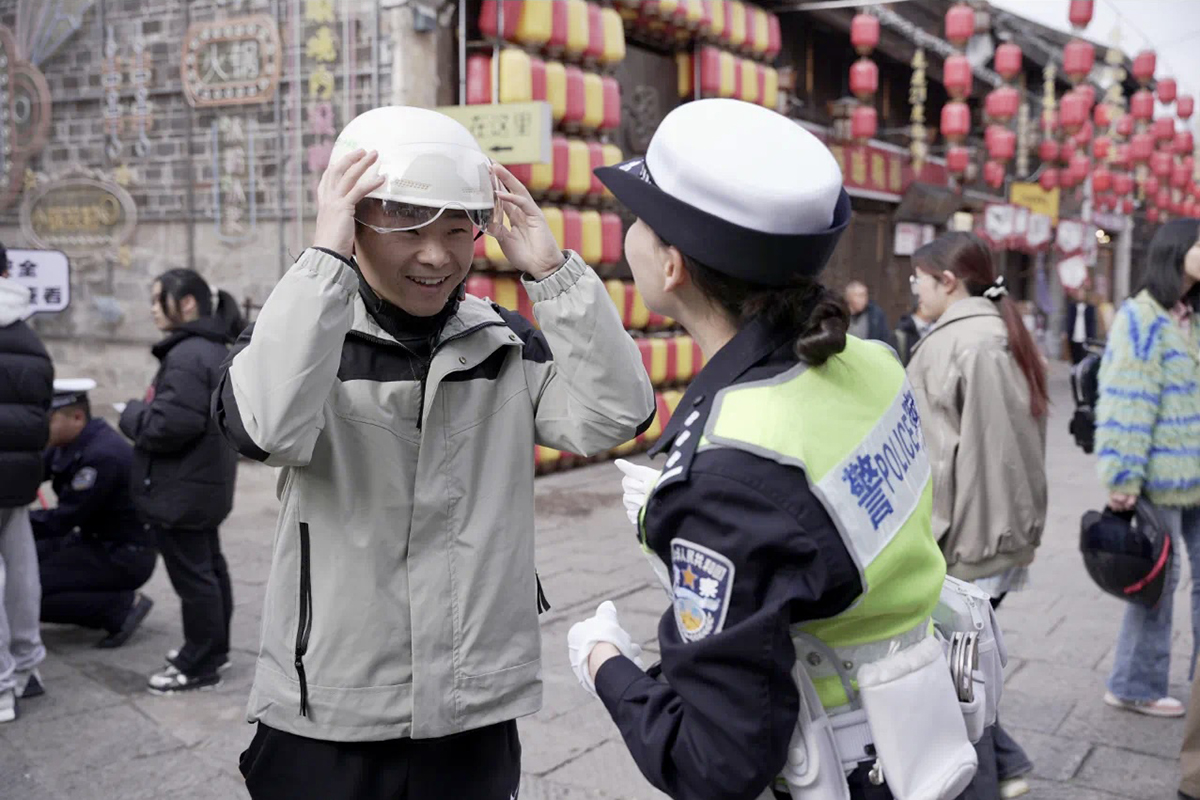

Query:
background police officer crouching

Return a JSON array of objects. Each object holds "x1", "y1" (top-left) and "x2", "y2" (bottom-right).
[{"x1": 32, "y1": 379, "x2": 155, "y2": 648}]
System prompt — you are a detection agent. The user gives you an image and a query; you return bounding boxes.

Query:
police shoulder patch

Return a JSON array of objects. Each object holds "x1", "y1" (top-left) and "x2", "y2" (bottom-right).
[
  {"x1": 670, "y1": 537, "x2": 735, "y2": 643},
  {"x1": 71, "y1": 466, "x2": 98, "y2": 492}
]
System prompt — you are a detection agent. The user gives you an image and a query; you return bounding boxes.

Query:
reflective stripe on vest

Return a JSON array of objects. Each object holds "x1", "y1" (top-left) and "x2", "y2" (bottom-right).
[{"x1": 699, "y1": 336, "x2": 946, "y2": 709}]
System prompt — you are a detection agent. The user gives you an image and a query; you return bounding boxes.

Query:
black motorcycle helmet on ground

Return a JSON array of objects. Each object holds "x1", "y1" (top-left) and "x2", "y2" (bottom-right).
[{"x1": 1080, "y1": 499, "x2": 1173, "y2": 608}]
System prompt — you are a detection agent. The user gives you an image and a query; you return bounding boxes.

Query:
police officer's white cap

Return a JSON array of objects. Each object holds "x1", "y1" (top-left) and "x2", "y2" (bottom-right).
[
  {"x1": 596, "y1": 99, "x2": 851, "y2": 286},
  {"x1": 52, "y1": 378, "x2": 96, "y2": 410}
]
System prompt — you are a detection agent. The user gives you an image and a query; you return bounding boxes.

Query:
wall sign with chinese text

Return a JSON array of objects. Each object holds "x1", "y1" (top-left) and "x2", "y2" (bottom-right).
[
  {"x1": 181, "y1": 14, "x2": 281, "y2": 108},
  {"x1": 6, "y1": 248, "x2": 70, "y2": 314},
  {"x1": 20, "y1": 170, "x2": 138, "y2": 256}
]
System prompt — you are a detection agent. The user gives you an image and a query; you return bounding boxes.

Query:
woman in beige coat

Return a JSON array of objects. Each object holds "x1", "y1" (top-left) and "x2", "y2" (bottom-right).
[{"x1": 907, "y1": 232, "x2": 1049, "y2": 800}]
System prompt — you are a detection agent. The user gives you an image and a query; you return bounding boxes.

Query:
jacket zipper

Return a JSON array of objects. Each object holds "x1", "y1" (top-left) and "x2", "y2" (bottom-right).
[
  {"x1": 295, "y1": 522, "x2": 313, "y2": 717},
  {"x1": 347, "y1": 321, "x2": 509, "y2": 432}
]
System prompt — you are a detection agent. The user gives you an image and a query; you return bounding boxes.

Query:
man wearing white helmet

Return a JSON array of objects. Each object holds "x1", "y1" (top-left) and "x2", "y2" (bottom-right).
[
  {"x1": 567, "y1": 99, "x2": 982, "y2": 800},
  {"x1": 213, "y1": 106, "x2": 654, "y2": 798}
]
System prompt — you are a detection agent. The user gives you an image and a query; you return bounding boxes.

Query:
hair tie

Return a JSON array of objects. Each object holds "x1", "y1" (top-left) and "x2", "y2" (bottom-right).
[{"x1": 983, "y1": 275, "x2": 1008, "y2": 301}]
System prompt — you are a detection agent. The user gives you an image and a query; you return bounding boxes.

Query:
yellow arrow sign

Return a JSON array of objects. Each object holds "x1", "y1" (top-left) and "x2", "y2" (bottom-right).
[{"x1": 435, "y1": 101, "x2": 552, "y2": 165}]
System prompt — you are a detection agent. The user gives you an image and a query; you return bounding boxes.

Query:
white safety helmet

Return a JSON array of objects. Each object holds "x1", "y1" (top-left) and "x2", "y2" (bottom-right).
[{"x1": 331, "y1": 106, "x2": 501, "y2": 232}]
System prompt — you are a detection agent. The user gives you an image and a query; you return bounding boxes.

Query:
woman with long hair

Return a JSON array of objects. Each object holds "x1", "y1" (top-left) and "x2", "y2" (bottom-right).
[
  {"x1": 906, "y1": 232, "x2": 1048, "y2": 798},
  {"x1": 119, "y1": 268, "x2": 244, "y2": 694},
  {"x1": 1096, "y1": 219, "x2": 1200, "y2": 719},
  {"x1": 565, "y1": 99, "x2": 971, "y2": 800}
]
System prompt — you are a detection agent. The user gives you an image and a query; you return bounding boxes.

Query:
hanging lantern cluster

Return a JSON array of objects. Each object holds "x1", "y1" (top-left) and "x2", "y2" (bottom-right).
[
  {"x1": 1093, "y1": 39, "x2": 1135, "y2": 216},
  {"x1": 941, "y1": 3, "x2": 975, "y2": 178},
  {"x1": 984, "y1": 41, "x2": 1022, "y2": 189},
  {"x1": 849, "y1": 12, "x2": 879, "y2": 141}
]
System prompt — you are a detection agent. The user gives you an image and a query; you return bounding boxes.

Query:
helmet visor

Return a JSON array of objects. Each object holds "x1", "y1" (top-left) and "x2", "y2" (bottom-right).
[{"x1": 355, "y1": 167, "x2": 502, "y2": 234}]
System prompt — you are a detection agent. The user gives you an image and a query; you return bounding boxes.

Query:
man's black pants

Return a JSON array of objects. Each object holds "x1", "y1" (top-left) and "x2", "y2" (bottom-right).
[
  {"x1": 156, "y1": 526, "x2": 232, "y2": 676},
  {"x1": 37, "y1": 536, "x2": 156, "y2": 632},
  {"x1": 239, "y1": 721, "x2": 522, "y2": 800}
]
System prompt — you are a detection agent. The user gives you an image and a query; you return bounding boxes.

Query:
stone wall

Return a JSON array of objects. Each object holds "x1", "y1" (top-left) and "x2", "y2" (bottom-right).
[{"x1": 4, "y1": 0, "x2": 451, "y2": 400}]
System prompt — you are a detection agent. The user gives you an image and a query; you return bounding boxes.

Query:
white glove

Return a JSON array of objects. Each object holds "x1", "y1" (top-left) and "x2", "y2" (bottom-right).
[
  {"x1": 614, "y1": 459, "x2": 660, "y2": 526},
  {"x1": 567, "y1": 600, "x2": 645, "y2": 697}
]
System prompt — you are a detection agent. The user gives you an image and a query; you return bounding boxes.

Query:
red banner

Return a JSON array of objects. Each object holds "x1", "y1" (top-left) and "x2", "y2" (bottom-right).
[{"x1": 825, "y1": 143, "x2": 951, "y2": 198}]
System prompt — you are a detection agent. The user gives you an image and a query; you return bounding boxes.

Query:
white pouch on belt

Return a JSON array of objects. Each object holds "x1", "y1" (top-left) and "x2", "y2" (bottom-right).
[
  {"x1": 778, "y1": 653, "x2": 851, "y2": 800},
  {"x1": 856, "y1": 636, "x2": 977, "y2": 800},
  {"x1": 932, "y1": 576, "x2": 1007, "y2": 727}
]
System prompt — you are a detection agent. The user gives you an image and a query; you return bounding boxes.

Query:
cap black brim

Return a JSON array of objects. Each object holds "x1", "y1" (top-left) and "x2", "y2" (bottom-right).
[{"x1": 595, "y1": 158, "x2": 851, "y2": 286}]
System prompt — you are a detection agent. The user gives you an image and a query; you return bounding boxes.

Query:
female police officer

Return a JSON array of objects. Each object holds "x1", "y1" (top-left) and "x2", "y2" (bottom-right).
[{"x1": 567, "y1": 99, "x2": 977, "y2": 800}]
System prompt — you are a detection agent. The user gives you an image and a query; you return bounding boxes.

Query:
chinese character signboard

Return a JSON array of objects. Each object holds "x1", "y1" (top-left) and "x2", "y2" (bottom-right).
[
  {"x1": 1009, "y1": 181, "x2": 1061, "y2": 224},
  {"x1": 181, "y1": 15, "x2": 282, "y2": 108},
  {"x1": 20, "y1": 170, "x2": 138, "y2": 256},
  {"x1": 826, "y1": 142, "x2": 949, "y2": 200},
  {"x1": 435, "y1": 102, "x2": 552, "y2": 164},
  {"x1": 7, "y1": 249, "x2": 70, "y2": 315}
]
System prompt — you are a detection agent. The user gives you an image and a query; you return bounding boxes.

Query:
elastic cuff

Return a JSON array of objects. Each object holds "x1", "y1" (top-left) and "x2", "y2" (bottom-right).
[
  {"x1": 522, "y1": 250, "x2": 587, "y2": 304},
  {"x1": 594, "y1": 654, "x2": 647, "y2": 715},
  {"x1": 301, "y1": 248, "x2": 359, "y2": 300}
]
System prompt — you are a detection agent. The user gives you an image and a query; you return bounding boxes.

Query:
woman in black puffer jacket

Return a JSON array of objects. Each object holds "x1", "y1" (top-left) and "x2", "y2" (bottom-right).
[{"x1": 119, "y1": 269, "x2": 243, "y2": 695}]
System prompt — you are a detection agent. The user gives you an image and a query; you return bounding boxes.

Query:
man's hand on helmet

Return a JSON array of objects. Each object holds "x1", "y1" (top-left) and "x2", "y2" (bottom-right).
[
  {"x1": 313, "y1": 149, "x2": 385, "y2": 259},
  {"x1": 489, "y1": 163, "x2": 567, "y2": 281}
]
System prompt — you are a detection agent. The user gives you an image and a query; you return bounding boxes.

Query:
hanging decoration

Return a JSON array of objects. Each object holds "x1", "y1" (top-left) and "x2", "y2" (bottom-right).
[
  {"x1": 909, "y1": 47, "x2": 928, "y2": 171},
  {"x1": 942, "y1": 5, "x2": 974, "y2": 178},
  {"x1": 848, "y1": 12, "x2": 879, "y2": 142}
]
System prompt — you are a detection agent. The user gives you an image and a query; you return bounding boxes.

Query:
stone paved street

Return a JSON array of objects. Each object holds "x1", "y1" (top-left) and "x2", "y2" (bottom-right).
[{"x1": 0, "y1": 364, "x2": 1192, "y2": 799}]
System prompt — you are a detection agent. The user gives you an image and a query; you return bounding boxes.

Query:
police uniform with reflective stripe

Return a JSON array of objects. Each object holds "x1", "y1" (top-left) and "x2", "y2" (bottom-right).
[{"x1": 593, "y1": 316, "x2": 948, "y2": 800}]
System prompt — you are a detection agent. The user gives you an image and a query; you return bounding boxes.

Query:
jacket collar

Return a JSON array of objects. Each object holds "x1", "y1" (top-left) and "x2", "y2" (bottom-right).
[
  {"x1": 649, "y1": 315, "x2": 792, "y2": 456},
  {"x1": 912, "y1": 297, "x2": 1000, "y2": 353},
  {"x1": 351, "y1": 290, "x2": 506, "y2": 346},
  {"x1": 152, "y1": 317, "x2": 229, "y2": 360},
  {"x1": 51, "y1": 417, "x2": 108, "y2": 472}
]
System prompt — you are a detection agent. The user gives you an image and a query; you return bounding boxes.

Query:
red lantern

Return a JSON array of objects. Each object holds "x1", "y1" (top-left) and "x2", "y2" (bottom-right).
[
  {"x1": 1077, "y1": 84, "x2": 1097, "y2": 111},
  {"x1": 1147, "y1": 207, "x2": 1160, "y2": 223},
  {"x1": 851, "y1": 105, "x2": 877, "y2": 141},
  {"x1": 943, "y1": 55, "x2": 973, "y2": 100},
  {"x1": 1158, "y1": 77, "x2": 1178, "y2": 105},
  {"x1": 1145, "y1": 175, "x2": 1161, "y2": 196},
  {"x1": 1116, "y1": 114, "x2": 1134, "y2": 138},
  {"x1": 1133, "y1": 50, "x2": 1157, "y2": 86},
  {"x1": 1176, "y1": 131, "x2": 1195, "y2": 156},
  {"x1": 946, "y1": 145, "x2": 970, "y2": 174},
  {"x1": 1131, "y1": 90, "x2": 1155, "y2": 121},
  {"x1": 941, "y1": 101, "x2": 971, "y2": 143},
  {"x1": 1179, "y1": 95, "x2": 1195, "y2": 120},
  {"x1": 945, "y1": 3, "x2": 975, "y2": 47},
  {"x1": 1132, "y1": 132, "x2": 1155, "y2": 163},
  {"x1": 1093, "y1": 103, "x2": 1111, "y2": 129},
  {"x1": 851, "y1": 13, "x2": 880, "y2": 55},
  {"x1": 850, "y1": 58, "x2": 878, "y2": 101},
  {"x1": 1063, "y1": 39, "x2": 1094, "y2": 83},
  {"x1": 1039, "y1": 139, "x2": 1060, "y2": 163},
  {"x1": 1157, "y1": 187, "x2": 1172, "y2": 208},
  {"x1": 1039, "y1": 168, "x2": 1059, "y2": 191},
  {"x1": 1113, "y1": 145, "x2": 1131, "y2": 170},
  {"x1": 985, "y1": 87, "x2": 1020, "y2": 122},
  {"x1": 1068, "y1": 0, "x2": 1094, "y2": 29},
  {"x1": 1073, "y1": 121, "x2": 1094, "y2": 147},
  {"x1": 1060, "y1": 138, "x2": 1078, "y2": 163},
  {"x1": 1115, "y1": 172, "x2": 1134, "y2": 195},
  {"x1": 1152, "y1": 150, "x2": 1172, "y2": 177},
  {"x1": 1173, "y1": 163, "x2": 1190, "y2": 188},
  {"x1": 1123, "y1": 197, "x2": 1135, "y2": 214},
  {"x1": 1060, "y1": 92, "x2": 1088, "y2": 133},
  {"x1": 986, "y1": 125, "x2": 1016, "y2": 162},
  {"x1": 1092, "y1": 136, "x2": 1111, "y2": 160},
  {"x1": 1186, "y1": 156, "x2": 1197, "y2": 174},
  {"x1": 1061, "y1": 168, "x2": 1080, "y2": 189},
  {"x1": 983, "y1": 160, "x2": 1005, "y2": 188},
  {"x1": 1070, "y1": 152, "x2": 1090, "y2": 179},
  {"x1": 994, "y1": 43, "x2": 1022, "y2": 81},
  {"x1": 1092, "y1": 166, "x2": 1113, "y2": 193},
  {"x1": 1154, "y1": 117, "x2": 1175, "y2": 143}
]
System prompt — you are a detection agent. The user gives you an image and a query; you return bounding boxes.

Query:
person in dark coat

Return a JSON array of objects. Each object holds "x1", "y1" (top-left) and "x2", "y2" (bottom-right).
[
  {"x1": 845, "y1": 280, "x2": 897, "y2": 348},
  {"x1": 119, "y1": 269, "x2": 243, "y2": 694},
  {"x1": 0, "y1": 249, "x2": 54, "y2": 719},
  {"x1": 33, "y1": 379, "x2": 155, "y2": 648},
  {"x1": 894, "y1": 302, "x2": 936, "y2": 366},
  {"x1": 1063, "y1": 287, "x2": 1098, "y2": 365}
]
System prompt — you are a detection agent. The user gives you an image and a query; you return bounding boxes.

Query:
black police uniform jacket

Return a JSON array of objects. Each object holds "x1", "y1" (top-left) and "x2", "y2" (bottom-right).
[
  {"x1": 119, "y1": 317, "x2": 238, "y2": 531},
  {"x1": 31, "y1": 417, "x2": 150, "y2": 548},
  {"x1": 593, "y1": 317, "x2": 869, "y2": 800}
]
